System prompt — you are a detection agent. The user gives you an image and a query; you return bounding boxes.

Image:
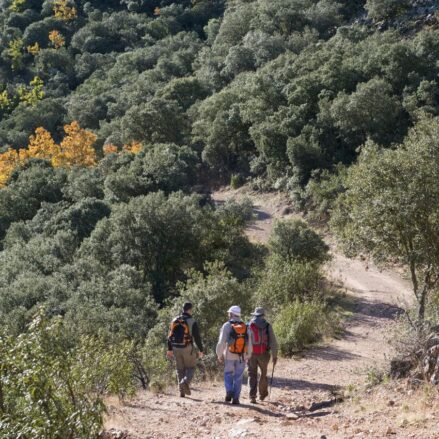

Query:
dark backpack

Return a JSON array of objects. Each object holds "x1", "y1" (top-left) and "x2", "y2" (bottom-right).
[{"x1": 168, "y1": 316, "x2": 192, "y2": 348}]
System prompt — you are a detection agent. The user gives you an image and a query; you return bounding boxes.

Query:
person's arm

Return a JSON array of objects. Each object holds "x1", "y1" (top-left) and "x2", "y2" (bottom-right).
[
  {"x1": 268, "y1": 324, "x2": 278, "y2": 360},
  {"x1": 216, "y1": 323, "x2": 229, "y2": 361},
  {"x1": 246, "y1": 326, "x2": 253, "y2": 360},
  {"x1": 191, "y1": 321, "x2": 204, "y2": 353},
  {"x1": 166, "y1": 323, "x2": 173, "y2": 358}
]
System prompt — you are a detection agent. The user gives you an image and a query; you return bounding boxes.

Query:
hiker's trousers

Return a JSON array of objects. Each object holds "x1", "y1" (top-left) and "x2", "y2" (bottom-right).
[
  {"x1": 224, "y1": 359, "x2": 246, "y2": 399},
  {"x1": 174, "y1": 345, "x2": 197, "y2": 389},
  {"x1": 248, "y1": 352, "x2": 270, "y2": 399}
]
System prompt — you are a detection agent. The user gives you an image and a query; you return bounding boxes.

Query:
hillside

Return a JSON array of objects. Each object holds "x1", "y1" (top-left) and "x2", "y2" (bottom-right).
[
  {"x1": 105, "y1": 189, "x2": 427, "y2": 439},
  {"x1": 1, "y1": 0, "x2": 439, "y2": 438}
]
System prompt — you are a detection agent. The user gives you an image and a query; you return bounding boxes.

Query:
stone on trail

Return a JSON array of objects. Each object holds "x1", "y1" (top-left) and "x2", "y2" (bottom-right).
[{"x1": 230, "y1": 427, "x2": 249, "y2": 437}]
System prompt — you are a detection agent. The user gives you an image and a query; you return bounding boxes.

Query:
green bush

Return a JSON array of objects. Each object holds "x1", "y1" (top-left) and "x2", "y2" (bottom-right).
[
  {"x1": 365, "y1": 0, "x2": 410, "y2": 20},
  {"x1": 273, "y1": 300, "x2": 336, "y2": 355},
  {"x1": 255, "y1": 256, "x2": 323, "y2": 311},
  {"x1": 0, "y1": 311, "x2": 135, "y2": 439},
  {"x1": 230, "y1": 174, "x2": 243, "y2": 189},
  {"x1": 268, "y1": 219, "x2": 330, "y2": 264}
]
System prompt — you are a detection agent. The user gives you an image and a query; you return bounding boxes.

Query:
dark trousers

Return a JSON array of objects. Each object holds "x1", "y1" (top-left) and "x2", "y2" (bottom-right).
[{"x1": 248, "y1": 352, "x2": 270, "y2": 399}]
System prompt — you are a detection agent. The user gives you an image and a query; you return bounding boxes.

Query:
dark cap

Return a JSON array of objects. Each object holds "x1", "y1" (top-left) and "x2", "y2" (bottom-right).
[{"x1": 183, "y1": 302, "x2": 193, "y2": 312}]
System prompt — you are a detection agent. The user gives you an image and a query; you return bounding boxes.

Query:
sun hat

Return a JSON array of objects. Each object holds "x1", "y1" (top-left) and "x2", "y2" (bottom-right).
[
  {"x1": 251, "y1": 307, "x2": 265, "y2": 316},
  {"x1": 228, "y1": 305, "x2": 241, "y2": 316}
]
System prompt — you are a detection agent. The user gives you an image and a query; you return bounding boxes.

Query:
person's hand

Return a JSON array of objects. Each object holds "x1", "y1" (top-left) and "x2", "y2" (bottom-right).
[
  {"x1": 198, "y1": 351, "x2": 205, "y2": 359},
  {"x1": 217, "y1": 356, "x2": 224, "y2": 364},
  {"x1": 166, "y1": 350, "x2": 174, "y2": 360},
  {"x1": 272, "y1": 357, "x2": 278, "y2": 366}
]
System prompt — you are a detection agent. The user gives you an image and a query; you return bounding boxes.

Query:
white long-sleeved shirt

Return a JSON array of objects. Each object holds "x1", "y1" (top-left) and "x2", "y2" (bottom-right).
[{"x1": 216, "y1": 320, "x2": 253, "y2": 361}]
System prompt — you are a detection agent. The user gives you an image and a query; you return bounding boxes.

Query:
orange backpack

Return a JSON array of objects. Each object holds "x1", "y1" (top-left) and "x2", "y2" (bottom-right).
[
  {"x1": 228, "y1": 321, "x2": 248, "y2": 355},
  {"x1": 168, "y1": 316, "x2": 192, "y2": 348}
]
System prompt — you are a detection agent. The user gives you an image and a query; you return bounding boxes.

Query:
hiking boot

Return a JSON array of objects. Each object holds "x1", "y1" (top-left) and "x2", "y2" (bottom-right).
[
  {"x1": 179, "y1": 391, "x2": 185, "y2": 398},
  {"x1": 225, "y1": 392, "x2": 233, "y2": 402},
  {"x1": 232, "y1": 399, "x2": 240, "y2": 405},
  {"x1": 259, "y1": 393, "x2": 268, "y2": 401},
  {"x1": 182, "y1": 381, "x2": 191, "y2": 395},
  {"x1": 250, "y1": 397, "x2": 257, "y2": 404}
]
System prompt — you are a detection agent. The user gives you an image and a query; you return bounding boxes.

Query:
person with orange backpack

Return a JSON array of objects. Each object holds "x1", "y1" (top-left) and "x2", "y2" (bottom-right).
[
  {"x1": 216, "y1": 306, "x2": 252, "y2": 405},
  {"x1": 166, "y1": 302, "x2": 204, "y2": 397},
  {"x1": 247, "y1": 307, "x2": 278, "y2": 404}
]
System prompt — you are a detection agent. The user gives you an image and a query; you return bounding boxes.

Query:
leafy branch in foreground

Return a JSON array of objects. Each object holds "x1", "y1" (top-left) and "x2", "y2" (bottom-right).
[{"x1": 0, "y1": 310, "x2": 135, "y2": 439}]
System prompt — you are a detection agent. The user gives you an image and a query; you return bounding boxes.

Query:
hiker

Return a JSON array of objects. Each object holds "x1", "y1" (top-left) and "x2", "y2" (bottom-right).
[
  {"x1": 166, "y1": 302, "x2": 204, "y2": 397},
  {"x1": 216, "y1": 306, "x2": 252, "y2": 405},
  {"x1": 248, "y1": 307, "x2": 278, "y2": 404}
]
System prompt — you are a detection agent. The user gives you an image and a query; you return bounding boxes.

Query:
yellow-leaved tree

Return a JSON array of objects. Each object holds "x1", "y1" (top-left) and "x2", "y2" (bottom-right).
[
  {"x1": 123, "y1": 141, "x2": 143, "y2": 154},
  {"x1": 56, "y1": 121, "x2": 97, "y2": 167},
  {"x1": 53, "y1": 0, "x2": 77, "y2": 21},
  {"x1": 48, "y1": 30, "x2": 65, "y2": 49},
  {"x1": 103, "y1": 144, "x2": 118, "y2": 155},
  {"x1": 28, "y1": 127, "x2": 59, "y2": 163}
]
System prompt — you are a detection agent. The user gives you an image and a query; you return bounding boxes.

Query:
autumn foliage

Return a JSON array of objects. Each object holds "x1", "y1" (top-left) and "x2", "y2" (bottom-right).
[
  {"x1": 0, "y1": 121, "x2": 145, "y2": 188},
  {"x1": 0, "y1": 121, "x2": 97, "y2": 188}
]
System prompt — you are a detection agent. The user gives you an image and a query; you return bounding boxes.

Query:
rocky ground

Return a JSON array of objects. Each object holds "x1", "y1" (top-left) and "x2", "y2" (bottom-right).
[{"x1": 105, "y1": 188, "x2": 438, "y2": 439}]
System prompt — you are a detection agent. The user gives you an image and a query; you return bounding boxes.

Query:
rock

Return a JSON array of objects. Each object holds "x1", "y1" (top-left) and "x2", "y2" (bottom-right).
[
  {"x1": 230, "y1": 428, "x2": 249, "y2": 438},
  {"x1": 281, "y1": 206, "x2": 291, "y2": 215},
  {"x1": 286, "y1": 413, "x2": 299, "y2": 420},
  {"x1": 387, "y1": 400, "x2": 395, "y2": 407},
  {"x1": 99, "y1": 429, "x2": 128, "y2": 439},
  {"x1": 390, "y1": 358, "x2": 413, "y2": 379},
  {"x1": 237, "y1": 418, "x2": 256, "y2": 426}
]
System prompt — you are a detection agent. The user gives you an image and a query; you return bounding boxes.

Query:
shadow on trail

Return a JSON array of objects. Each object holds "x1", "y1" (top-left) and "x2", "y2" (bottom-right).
[
  {"x1": 271, "y1": 377, "x2": 340, "y2": 393},
  {"x1": 211, "y1": 401, "x2": 283, "y2": 417}
]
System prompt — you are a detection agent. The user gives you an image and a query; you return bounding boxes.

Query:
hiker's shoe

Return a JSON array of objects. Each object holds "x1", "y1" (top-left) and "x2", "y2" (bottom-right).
[
  {"x1": 225, "y1": 392, "x2": 233, "y2": 402},
  {"x1": 232, "y1": 399, "x2": 240, "y2": 405},
  {"x1": 259, "y1": 393, "x2": 268, "y2": 401},
  {"x1": 250, "y1": 397, "x2": 257, "y2": 404},
  {"x1": 183, "y1": 381, "x2": 191, "y2": 395},
  {"x1": 179, "y1": 391, "x2": 185, "y2": 398}
]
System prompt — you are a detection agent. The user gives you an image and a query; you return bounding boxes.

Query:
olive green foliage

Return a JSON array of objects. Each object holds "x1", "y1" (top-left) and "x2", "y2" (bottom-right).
[
  {"x1": 257, "y1": 219, "x2": 334, "y2": 353},
  {"x1": 256, "y1": 256, "x2": 324, "y2": 312},
  {"x1": 332, "y1": 116, "x2": 439, "y2": 321},
  {"x1": 274, "y1": 300, "x2": 335, "y2": 355},
  {"x1": 365, "y1": 0, "x2": 410, "y2": 20},
  {"x1": 0, "y1": 0, "x2": 437, "y2": 430},
  {"x1": 0, "y1": 311, "x2": 135, "y2": 439},
  {"x1": 268, "y1": 219, "x2": 330, "y2": 264}
]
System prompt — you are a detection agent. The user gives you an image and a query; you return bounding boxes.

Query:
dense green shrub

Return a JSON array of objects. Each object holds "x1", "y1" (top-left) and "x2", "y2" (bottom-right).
[
  {"x1": 273, "y1": 300, "x2": 336, "y2": 355},
  {"x1": 268, "y1": 219, "x2": 330, "y2": 264},
  {"x1": 0, "y1": 311, "x2": 135, "y2": 439},
  {"x1": 256, "y1": 256, "x2": 324, "y2": 312}
]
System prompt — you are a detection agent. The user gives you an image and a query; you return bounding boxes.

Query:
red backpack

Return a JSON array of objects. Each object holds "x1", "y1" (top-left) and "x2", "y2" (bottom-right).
[{"x1": 249, "y1": 322, "x2": 269, "y2": 355}]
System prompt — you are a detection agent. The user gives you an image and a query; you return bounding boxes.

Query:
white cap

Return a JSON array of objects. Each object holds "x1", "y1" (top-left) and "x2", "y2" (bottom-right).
[{"x1": 228, "y1": 306, "x2": 241, "y2": 316}]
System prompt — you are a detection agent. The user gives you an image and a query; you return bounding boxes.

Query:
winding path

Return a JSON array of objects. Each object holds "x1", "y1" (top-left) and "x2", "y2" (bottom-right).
[{"x1": 106, "y1": 188, "x2": 434, "y2": 439}]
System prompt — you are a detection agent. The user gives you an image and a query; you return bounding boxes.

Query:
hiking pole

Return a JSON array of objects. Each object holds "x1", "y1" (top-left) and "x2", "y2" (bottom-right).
[{"x1": 269, "y1": 362, "x2": 275, "y2": 399}]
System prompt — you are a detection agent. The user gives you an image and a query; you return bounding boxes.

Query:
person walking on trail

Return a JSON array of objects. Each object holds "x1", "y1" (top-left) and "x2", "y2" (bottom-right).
[
  {"x1": 216, "y1": 305, "x2": 252, "y2": 405},
  {"x1": 166, "y1": 302, "x2": 204, "y2": 397},
  {"x1": 248, "y1": 307, "x2": 278, "y2": 404}
]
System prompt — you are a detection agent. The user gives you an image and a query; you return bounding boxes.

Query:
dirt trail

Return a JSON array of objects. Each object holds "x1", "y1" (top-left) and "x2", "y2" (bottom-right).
[{"x1": 106, "y1": 188, "x2": 436, "y2": 439}]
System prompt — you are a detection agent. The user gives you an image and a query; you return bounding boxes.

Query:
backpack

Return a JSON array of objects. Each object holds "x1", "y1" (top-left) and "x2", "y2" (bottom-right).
[
  {"x1": 249, "y1": 321, "x2": 269, "y2": 355},
  {"x1": 168, "y1": 316, "x2": 192, "y2": 348},
  {"x1": 228, "y1": 321, "x2": 248, "y2": 355}
]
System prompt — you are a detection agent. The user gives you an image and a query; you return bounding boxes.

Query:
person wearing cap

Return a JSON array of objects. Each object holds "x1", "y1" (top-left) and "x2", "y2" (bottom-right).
[
  {"x1": 167, "y1": 302, "x2": 204, "y2": 397},
  {"x1": 216, "y1": 305, "x2": 252, "y2": 405},
  {"x1": 248, "y1": 307, "x2": 278, "y2": 403}
]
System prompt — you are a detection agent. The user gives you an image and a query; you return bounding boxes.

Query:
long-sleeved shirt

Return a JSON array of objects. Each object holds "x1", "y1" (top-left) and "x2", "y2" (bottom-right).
[
  {"x1": 216, "y1": 320, "x2": 253, "y2": 361},
  {"x1": 167, "y1": 312, "x2": 204, "y2": 352},
  {"x1": 248, "y1": 316, "x2": 278, "y2": 358}
]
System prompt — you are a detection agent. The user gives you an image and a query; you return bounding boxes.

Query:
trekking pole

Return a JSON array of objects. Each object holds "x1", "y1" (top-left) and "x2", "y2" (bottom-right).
[{"x1": 269, "y1": 362, "x2": 275, "y2": 398}]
